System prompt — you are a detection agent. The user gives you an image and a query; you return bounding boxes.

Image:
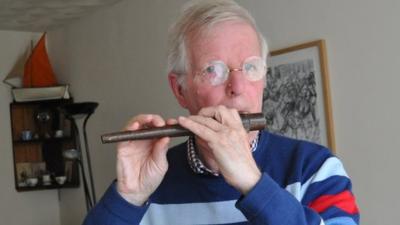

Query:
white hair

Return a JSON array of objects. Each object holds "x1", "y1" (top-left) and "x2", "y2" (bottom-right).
[{"x1": 167, "y1": 0, "x2": 269, "y2": 87}]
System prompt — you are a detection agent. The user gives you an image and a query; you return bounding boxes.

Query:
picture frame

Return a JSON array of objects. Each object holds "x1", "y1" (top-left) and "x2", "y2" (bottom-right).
[{"x1": 263, "y1": 40, "x2": 336, "y2": 152}]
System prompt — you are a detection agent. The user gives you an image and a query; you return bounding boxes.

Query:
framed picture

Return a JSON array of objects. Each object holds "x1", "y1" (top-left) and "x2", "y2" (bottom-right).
[{"x1": 263, "y1": 40, "x2": 336, "y2": 152}]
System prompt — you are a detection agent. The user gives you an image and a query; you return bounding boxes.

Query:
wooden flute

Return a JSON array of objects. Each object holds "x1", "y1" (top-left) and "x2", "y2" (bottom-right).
[{"x1": 101, "y1": 113, "x2": 266, "y2": 144}]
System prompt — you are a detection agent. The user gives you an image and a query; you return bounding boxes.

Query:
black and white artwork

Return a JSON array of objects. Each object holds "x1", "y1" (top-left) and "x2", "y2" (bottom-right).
[
  {"x1": 263, "y1": 59, "x2": 321, "y2": 143},
  {"x1": 262, "y1": 40, "x2": 335, "y2": 150}
]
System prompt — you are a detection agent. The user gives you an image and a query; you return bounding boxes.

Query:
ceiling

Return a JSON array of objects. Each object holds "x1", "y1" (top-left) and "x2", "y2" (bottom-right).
[{"x1": 0, "y1": 0, "x2": 122, "y2": 32}]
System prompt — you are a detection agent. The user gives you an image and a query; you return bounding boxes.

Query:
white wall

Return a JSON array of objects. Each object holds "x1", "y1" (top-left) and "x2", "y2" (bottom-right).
[
  {"x1": 0, "y1": 31, "x2": 61, "y2": 225},
  {"x1": 45, "y1": 0, "x2": 399, "y2": 224}
]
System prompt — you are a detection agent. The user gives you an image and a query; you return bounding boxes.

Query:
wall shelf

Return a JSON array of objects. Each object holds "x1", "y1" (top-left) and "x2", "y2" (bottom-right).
[{"x1": 9, "y1": 99, "x2": 80, "y2": 192}]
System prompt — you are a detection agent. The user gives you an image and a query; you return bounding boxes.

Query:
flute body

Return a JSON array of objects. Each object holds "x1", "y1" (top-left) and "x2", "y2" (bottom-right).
[{"x1": 101, "y1": 113, "x2": 266, "y2": 144}]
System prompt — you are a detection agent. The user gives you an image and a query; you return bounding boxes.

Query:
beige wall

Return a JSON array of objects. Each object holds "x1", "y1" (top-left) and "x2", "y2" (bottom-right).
[
  {"x1": 0, "y1": 30, "x2": 60, "y2": 225},
  {"x1": 1, "y1": 0, "x2": 399, "y2": 224}
]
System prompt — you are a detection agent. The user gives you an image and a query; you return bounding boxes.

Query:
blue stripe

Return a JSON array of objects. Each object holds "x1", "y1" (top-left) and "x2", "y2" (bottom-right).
[{"x1": 320, "y1": 207, "x2": 359, "y2": 223}]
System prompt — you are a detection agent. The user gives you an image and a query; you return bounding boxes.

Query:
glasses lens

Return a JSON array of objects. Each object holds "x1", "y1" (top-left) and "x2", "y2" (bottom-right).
[
  {"x1": 201, "y1": 61, "x2": 228, "y2": 85},
  {"x1": 243, "y1": 56, "x2": 266, "y2": 81},
  {"x1": 197, "y1": 57, "x2": 266, "y2": 86}
]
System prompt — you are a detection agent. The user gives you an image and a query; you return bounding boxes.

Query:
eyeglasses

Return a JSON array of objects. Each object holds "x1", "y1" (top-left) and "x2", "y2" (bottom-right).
[{"x1": 194, "y1": 56, "x2": 266, "y2": 86}]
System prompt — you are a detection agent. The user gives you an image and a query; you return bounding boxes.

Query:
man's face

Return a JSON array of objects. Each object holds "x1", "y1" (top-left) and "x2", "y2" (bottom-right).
[{"x1": 173, "y1": 21, "x2": 265, "y2": 115}]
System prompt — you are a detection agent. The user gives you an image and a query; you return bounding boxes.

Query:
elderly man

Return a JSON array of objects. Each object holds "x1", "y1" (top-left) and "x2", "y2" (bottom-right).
[{"x1": 84, "y1": 1, "x2": 359, "y2": 225}]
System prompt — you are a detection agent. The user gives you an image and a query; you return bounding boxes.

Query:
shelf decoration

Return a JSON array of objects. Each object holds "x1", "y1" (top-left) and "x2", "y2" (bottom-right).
[{"x1": 2, "y1": 33, "x2": 70, "y2": 102}]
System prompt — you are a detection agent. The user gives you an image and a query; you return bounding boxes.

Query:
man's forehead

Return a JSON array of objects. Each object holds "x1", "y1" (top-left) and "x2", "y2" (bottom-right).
[{"x1": 186, "y1": 21, "x2": 261, "y2": 66}]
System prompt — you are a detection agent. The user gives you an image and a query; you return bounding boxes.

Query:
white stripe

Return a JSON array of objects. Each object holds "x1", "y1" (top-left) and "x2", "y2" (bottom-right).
[
  {"x1": 325, "y1": 217, "x2": 357, "y2": 225},
  {"x1": 140, "y1": 200, "x2": 247, "y2": 225},
  {"x1": 285, "y1": 157, "x2": 349, "y2": 201}
]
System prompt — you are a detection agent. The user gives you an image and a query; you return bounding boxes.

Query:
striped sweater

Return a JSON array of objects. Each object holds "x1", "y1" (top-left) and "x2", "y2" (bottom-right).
[{"x1": 83, "y1": 131, "x2": 359, "y2": 225}]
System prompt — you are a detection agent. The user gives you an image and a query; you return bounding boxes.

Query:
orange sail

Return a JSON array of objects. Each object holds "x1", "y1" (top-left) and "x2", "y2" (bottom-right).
[{"x1": 23, "y1": 33, "x2": 58, "y2": 87}]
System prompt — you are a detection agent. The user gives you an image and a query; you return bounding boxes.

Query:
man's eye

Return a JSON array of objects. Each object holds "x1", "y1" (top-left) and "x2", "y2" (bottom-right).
[
  {"x1": 244, "y1": 63, "x2": 257, "y2": 72},
  {"x1": 205, "y1": 65, "x2": 216, "y2": 74}
]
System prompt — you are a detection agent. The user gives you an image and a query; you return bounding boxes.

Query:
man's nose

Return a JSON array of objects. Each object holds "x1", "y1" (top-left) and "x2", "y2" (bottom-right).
[{"x1": 226, "y1": 69, "x2": 246, "y2": 96}]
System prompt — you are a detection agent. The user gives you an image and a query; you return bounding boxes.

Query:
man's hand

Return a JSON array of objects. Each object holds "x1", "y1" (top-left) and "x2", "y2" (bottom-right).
[
  {"x1": 116, "y1": 114, "x2": 172, "y2": 206},
  {"x1": 178, "y1": 106, "x2": 261, "y2": 195}
]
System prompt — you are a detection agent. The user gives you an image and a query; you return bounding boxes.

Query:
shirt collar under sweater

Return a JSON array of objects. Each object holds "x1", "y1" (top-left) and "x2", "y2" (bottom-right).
[{"x1": 186, "y1": 132, "x2": 260, "y2": 176}]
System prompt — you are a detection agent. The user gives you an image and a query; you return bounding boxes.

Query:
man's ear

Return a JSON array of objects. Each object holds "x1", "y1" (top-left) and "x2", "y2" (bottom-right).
[{"x1": 168, "y1": 73, "x2": 188, "y2": 109}]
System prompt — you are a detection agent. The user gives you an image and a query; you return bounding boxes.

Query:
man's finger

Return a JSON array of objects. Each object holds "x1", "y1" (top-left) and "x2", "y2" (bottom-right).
[{"x1": 177, "y1": 116, "x2": 218, "y2": 141}]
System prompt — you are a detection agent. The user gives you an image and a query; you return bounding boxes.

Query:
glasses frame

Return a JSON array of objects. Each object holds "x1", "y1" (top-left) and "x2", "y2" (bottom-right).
[{"x1": 194, "y1": 56, "x2": 267, "y2": 86}]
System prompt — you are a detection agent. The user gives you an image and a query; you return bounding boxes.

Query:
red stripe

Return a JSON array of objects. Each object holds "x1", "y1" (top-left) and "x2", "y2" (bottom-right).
[{"x1": 308, "y1": 190, "x2": 359, "y2": 214}]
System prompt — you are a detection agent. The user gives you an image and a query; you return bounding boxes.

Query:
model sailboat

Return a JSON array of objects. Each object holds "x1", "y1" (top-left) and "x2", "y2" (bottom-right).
[
  {"x1": 2, "y1": 48, "x2": 29, "y2": 88},
  {"x1": 23, "y1": 33, "x2": 57, "y2": 87},
  {"x1": 3, "y1": 33, "x2": 70, "y2": 102}
]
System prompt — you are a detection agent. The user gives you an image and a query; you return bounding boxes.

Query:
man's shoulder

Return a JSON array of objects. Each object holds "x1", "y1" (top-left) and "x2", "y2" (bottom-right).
[
  {"x1": 258, "y1": 130, "x2": 336, "y2": 185},
  {"x1": 260, "y1": 130, "x2": 333, "y2": 160}
]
